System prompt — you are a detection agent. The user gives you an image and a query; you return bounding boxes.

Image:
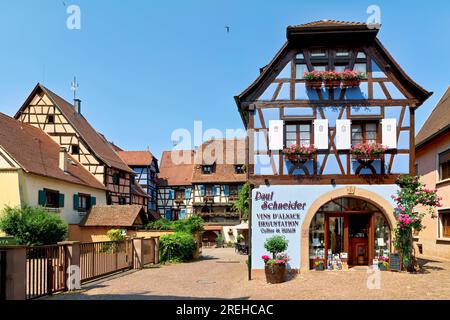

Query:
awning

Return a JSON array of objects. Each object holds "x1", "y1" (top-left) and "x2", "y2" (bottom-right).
[
  {"x1": 204, "y1": 225, "x2": 223, "y2": 231},
  {"x1": 233, "y1": 222, "x2": 248, "y2": 230}
]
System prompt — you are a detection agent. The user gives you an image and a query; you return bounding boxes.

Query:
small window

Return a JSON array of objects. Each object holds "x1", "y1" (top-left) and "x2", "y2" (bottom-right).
[
  {"x1": 202, "y1": 165, "x2": 213, "y2": 174},
  {"x1": 205, "y1": 185, "x2": 213, "y2": 196},
  {"x1": 334, "y1": 65, "x2": 347, "y2": 72},
  {"x1": 78, "y1": 194, "x2": 91, "y2": 212},
  {"x1": 71, "y1": 144, "x2": 80, "y2": 155},
  {"x1": 296, "y1": 64, "x2": 308, "y2": 79},
  {"x1": 353, "y1": 63, "x2": 367, "y2": 73},
  {"x1": 112, "y1": 173, "x2": 120, "y2": 185},
  {"x1": 229, "y1": 185, "x2": 239, "y2": 196},
  {"x1": 45, "y1": 189, "x2": 60, "y2": 208},
  {"x1": 235, "y1": 165, "x2": 245, "y2": 174},
  {"x1": 313, "y1": 65, "x2": 326, "y2": 72},
  {"x1": 439, "y1": 210, "x2": 450, "y2": 238},
  {"x1": 47, "y1": 115, "x2": 55, "y2": 124},
  {"x1": 296, "y1": 53, "x2": 304, "y2": 59},
  {"x1": 285, "y1": 122, "x2": 311, "y2": 148},
  {"x1": 351, "y1": 122, "x2": 378, "y2": 146},
  {"x1": 439, "y1": 150, "x2": 450, "y2": 180},
  {"x1": 119, "y1": 197, "x2": 127, "y2": 205},
  {"x1": 175, "y1": 190, "x2": 184, "y2": 200},
  {"x1": 357, "y1": 52, "x2": 366, "y2": 59}
]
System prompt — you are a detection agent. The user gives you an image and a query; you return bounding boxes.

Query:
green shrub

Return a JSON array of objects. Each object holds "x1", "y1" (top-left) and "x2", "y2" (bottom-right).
[
  {"x1": 107, "y1": 229, "x2": 126, "y2": 241},
  {"x1": 264, "y1": 235, "x2": 288, "y2": 259},
  {"x1": 215, "y1": 234, "x2": 223, "y2": 248},
  {"x1": 159, "y1": 232, "x2": 196, "y2": 263},
  {"x1": 0, "y1": 206, "x2": 67, "y2": 246},
  {"x1": 173, "y1": 216, "x2": 204, "y2": 234},
  {"x1": 233, "y1": 182, "x2": 250, "y2": 220},
  {"x1": 145, "y1": 219, "x2": 174, "y2": 230}
]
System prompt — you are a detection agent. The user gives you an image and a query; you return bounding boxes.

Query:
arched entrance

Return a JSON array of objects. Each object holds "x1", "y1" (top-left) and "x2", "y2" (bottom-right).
[{"x1": 300, "y1": 187, "x2": 396, "y2": 272}]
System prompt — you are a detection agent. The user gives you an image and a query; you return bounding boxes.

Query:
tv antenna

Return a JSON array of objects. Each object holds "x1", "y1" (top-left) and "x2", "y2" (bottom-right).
[{"x1": 71, "y1": 77, "x2": 79, "y2": 100}]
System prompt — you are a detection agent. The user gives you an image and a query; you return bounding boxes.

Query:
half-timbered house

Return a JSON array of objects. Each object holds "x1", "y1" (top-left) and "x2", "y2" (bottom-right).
[
  {"x1": 234, "y1": 21, "x2": 431, "y2": 275},
  {"x1": 14, "y1": 84, "x2": 135, "y2": 206},
  {"x1": 157, "y1": 150, "x2": 195, "y2": 221},
  {"x1": 191, "y1": 139, "x2": 246, "y2": 245},
  {"x1": 117, "y1": 150, "x2": 160, "y2": 219}
]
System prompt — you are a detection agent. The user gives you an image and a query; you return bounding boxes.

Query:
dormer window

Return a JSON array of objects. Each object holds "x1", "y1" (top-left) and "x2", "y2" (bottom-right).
[
  {"x1": 235, "y1": 165, "x2": 245, "y2": 174},
  {"x1": 202, "y1": 165, "x2": 213, "y2": 174}
]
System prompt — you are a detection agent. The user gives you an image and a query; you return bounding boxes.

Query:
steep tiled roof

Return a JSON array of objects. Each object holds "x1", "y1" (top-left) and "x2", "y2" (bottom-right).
[
  {"x1": 416, "y1": 87, "x2": 450, "y2": 148},
  {"x1": 191, "y1": 138, "x2": 247, "y2": 184},
  {"x1": 0, "y1": 113, "x2": 105, "y2": 190},
  {"x1": 80, "y1": 205, "x2": 148, "y2": 227},
  {"x1": 117, "y1": 151, "x2": 155, "y2": 166},
  {"x1": 15, "y1": 84, "x2": 133, "y2": 173},
  {"x1": 289, "y1": 20, "x2": 368, "y2": 28},
  {"x1": 131, "y1": 181, "x2": 150, "y2": 198},
  {"x1": 157, "y1": 150, "x2": 195, "y2": 186}
]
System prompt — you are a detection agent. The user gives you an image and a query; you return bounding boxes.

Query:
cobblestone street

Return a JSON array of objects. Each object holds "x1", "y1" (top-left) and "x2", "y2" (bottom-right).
[{"x1": 48, "y1": 248, "x2": 450, "y2": 300}]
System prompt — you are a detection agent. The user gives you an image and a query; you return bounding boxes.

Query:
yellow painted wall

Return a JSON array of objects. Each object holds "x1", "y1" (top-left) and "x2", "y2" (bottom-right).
[
  {"x1": 0, "y1": 169, "x2": 22, "y2": 210},
  {"x1": 415, "y1": 132, "x2": 450, "y2": 259}
]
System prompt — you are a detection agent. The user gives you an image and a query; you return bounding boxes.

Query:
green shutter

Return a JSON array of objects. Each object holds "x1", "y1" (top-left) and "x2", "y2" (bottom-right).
[
  {"x1": 223, "y1": 185, "x2": 230, "y2": 196},
  {"x1": 38, "y1": 190, "x2": 46, "y2": 206},
  {"x1": 59, "y1": 193, "x2": 65, "y2": 208},
  {"x1": 91, "y1": 196, "x2": 97, "y2": 207},
  {"x1": 73, "y1": 194, "x2": 79, "y2": 210}
]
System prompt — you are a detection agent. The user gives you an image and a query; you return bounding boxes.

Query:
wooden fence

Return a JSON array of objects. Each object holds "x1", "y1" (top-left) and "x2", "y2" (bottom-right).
[
  {"x1": 143, "y1": 238, "x2": 156, "y2": 265},
  {"x1": 80, "y1": 240, "x2": 133, "y2": 283},
  {"x1": 0, "y1": 250, "x2": 6, "y2": 300}
]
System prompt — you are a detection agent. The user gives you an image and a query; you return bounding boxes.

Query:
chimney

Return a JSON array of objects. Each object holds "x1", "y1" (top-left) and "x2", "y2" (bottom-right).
[
  {"x1": 74, "y1": 99, "x2": 81, "y2": 114},
  {"x1": 59, "y1": 147, "x2": 68, "y2": 172}
]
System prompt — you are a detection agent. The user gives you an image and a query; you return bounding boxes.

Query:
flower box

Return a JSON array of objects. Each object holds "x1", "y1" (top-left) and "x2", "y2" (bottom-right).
[
  {"x1": 305, "y1": 80, "x2": 323, "y2": 89},
  {"x1": 282, "y1": 144, "x2": 318, "y2": 164},
  {"x1": 324, "y1": 79, "x2": 341, "y2": 89},
  {"x1": 350, "y1": 143, "x2": 388, "y2": 161},
  {"x1": 342, "y1": 79, "x2": 361, "y2": 87}
]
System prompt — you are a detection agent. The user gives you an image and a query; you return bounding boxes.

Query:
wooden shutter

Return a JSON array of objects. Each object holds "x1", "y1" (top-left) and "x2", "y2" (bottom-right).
[
  {"x1": 199, "y1": 185, "x2": 205, "y2": 196},
  {"x1": 336, "y1": 119, "x2": 351, "y2": 150},
  {"x1": 73, "y1": 194, "x2": 79, "y2": 210},
  {"x1": 223, "y1": 185, "x2": 230, "y2": 196},
  {"x1": 269, "y1": 120, "x2": 284, "y2": 150},
  {"x1": 314, "y1": 119, "x2": 329, "y2": 149},
  {"x1": 38, "y1": 190, "x2": 46, "y2": 206},
  {"x1": 168, "y1": 189, "x2": 174, "y2": 200},
  {"x1": 184, "y1": 188, "x2": 191, "y2": 199},
  {"x1": 91, "y1": 196, "x2": 97, "y2": 207},
  {"x1": 58, "y1": 193, "x2": 65, "y2": 208},
  {"x1": 382, "y1": 118, "x2": 397, "y2": 149}
]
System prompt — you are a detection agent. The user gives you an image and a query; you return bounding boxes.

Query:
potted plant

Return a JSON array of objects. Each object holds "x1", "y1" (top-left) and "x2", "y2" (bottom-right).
[
  {"x1": 322, "y1": 70, "x2": 341, "y2": 89},
  {"x1": 215, "y1": 235, "x2": 223, "y2": 248},
  {"x1": 282, "y1": 144, "x2": 318, "y2": 163},
  {"x1": 262, "y1": 235, "x2": 289, "y2": 284},
  {"x1": 350, "y1": 142, "x2": 388, "y2": 162},
  {"x1": 313, "y1": 257, "x2": 325, "y2": 271},
  {"x1": 378, "y1": 256, "x2": 389, "y2": 271},
  {"x1": 341, "y1": 69, "x2": 366, "y2": 87},
  {"x1": 304, "y1": 71, "x2": 323, "y2": 89}
]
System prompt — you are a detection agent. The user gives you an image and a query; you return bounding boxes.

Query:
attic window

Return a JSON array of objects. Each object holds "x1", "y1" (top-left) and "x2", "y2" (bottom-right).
[
  {"x1": 47, "y1": 115, "x2": 55, "y2": 124},
  {"x1": 71, "y1": 144, "x2": 80, "y2": 155},
  {"x1": 202, "y1": 165, "x2": 213, "y2": 174},
  {"x1": 235, "y1": 165, "x2": 245, "y2": 174}
]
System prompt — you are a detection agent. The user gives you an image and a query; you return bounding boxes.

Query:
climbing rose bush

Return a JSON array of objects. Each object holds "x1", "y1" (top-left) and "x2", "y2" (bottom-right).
[{"x1": 391, "y1": 175, "x2": 442, "y2": 271}]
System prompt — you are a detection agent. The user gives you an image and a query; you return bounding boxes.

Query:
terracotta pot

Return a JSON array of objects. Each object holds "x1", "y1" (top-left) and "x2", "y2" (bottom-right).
[
  {"x1": 342, "y1": 79, "x2": 361, "y2": 87},
  {"x1": 305, "y1": 80, "x2": 322, "y2": 89},
  {"x1": 324, "y1": 79, "x2": 341, "y2": 88},
  {"x1": 264, "y1": 264, "x2": 286, "y2": 284}
]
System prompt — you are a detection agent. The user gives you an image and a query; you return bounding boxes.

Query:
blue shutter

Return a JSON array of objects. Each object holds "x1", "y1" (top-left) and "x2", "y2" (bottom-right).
[
  {"x1": 165, "y1": 209, "x2": 171, "y2": 221},
  {"x1": 180, "y1": 209, "x2": 186, "y2": 220},
  {"x1": 73, "y1": 194, "x2": 79, "y2": 210},
  {"x1": 168, "y1": 190, "x2": 174, "y2": 200},
  {"x1": 223, "y1": 185, "x2": 230, "y2": 196},
  {"x1": 200, "y1": 185, "x2": 205, "y2": 196},
  {"x1": 58, "y1": 193, "x2": 65, "y2": 208},
  {"x1": 38, "y1": 190, "x2": 46, "y2": 206},
  {"x1": 185, "y1": 188, "x2": 191, "y2": 199}
]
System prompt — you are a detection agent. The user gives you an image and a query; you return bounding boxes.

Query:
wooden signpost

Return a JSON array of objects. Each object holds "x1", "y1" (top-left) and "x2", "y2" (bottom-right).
[{"x1": 389, "y1": 253, "x2": 401, "y2": 271}]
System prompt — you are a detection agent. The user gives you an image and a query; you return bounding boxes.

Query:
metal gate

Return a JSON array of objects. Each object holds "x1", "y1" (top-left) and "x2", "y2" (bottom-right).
[{"x1": 26, "y1": 245, "x2": 67, "y2": 299}]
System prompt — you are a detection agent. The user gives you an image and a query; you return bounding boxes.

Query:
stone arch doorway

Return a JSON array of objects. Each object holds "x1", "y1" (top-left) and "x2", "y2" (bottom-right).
[{"x1": 300, "y1": 187, "x2": 396, "y2": 272}]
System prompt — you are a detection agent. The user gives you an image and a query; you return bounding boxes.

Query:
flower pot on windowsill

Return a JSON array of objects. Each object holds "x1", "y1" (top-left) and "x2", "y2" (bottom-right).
[
  {"x1": 265, "y1": 264, "x2": 286, "y2": 284},
  {"x1": 352, "y1": 154, "x2": 384, "y2": 163},
  {"x1": 342, "y1": 79, "x2": 361, "y2": 88},
  {"x1": 305, "y1": 80, "x2": 323, "y2": 89},
  {"x1": 323, "y1": 80, "x2": 341, "y2": 89},
  {"x1": 286, "y1": 154, "x2": 314, "y2": 164}
]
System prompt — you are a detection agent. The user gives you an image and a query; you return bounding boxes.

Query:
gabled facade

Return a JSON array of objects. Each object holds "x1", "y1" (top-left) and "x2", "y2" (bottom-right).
[
  {"x1": 117, "y1": 150, "x2": 160, "y2": 217},
  {"x1": 157, "y1": 150, "x2": 195, "y2": 220},
  {"x1": 235, "y1": 21, "x2": 431, "y2": 275},
  {"x1": 0, "y1": 113, "x2": 106, "y2": 225},
  {"x1": 15, "y1": 84, "x2": 134, "y2": 206},
  {"x1": 415, "y1": 87, "x2": 450, "y2": 260}
]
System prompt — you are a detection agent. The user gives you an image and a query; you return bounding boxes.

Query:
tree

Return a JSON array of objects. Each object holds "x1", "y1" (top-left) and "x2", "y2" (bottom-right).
[
  {"x1": 264, "y1": 235, "x2": 289, "y2": 259},
  {"x1": 392, "y1": 175, "x2": 441, "y2": 271},
  {"x1": 233, "y1": 182, "x2": 250, "y2": 220},
  {"x1": 0, "y1": 206, "x2": 68, "y2": 246}
]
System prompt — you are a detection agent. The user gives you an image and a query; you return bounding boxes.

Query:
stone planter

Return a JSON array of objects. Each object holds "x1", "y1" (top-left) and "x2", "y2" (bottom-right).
[
  {"x1": 305, "y1": 80, "x2": 322, "y2": 89},
  {"x1": 265, "y1": 264, "x2": 286, "y2": 284}
]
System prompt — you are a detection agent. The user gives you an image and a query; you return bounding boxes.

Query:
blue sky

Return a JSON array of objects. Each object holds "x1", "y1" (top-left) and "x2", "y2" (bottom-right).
[{"x1": 0, "y1": 0, "x2": 448, "y2": 160}]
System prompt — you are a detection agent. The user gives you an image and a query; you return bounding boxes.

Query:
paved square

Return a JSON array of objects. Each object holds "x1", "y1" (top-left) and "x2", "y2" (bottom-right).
[{"x1": 48, "y1": 248, "x2": 450, "y2": 300}]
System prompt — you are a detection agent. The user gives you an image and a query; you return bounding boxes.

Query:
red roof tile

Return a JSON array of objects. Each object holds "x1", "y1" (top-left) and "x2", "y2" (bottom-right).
[
  {"x1": 117, "y1": 151, "x2": 155, "y2": 166},
  {"x1": 158, "y1": 150, "x2": 195, "y2": 186},
  {"x1": 80, "y1": 205, "x2": 148, "y2": 227}
]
